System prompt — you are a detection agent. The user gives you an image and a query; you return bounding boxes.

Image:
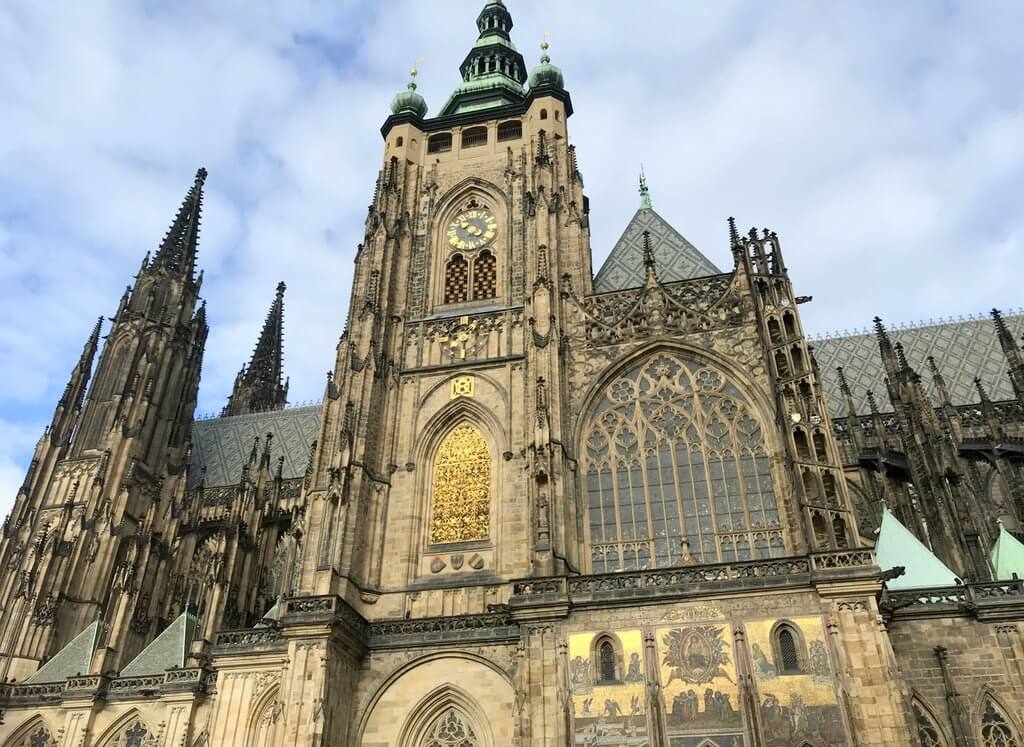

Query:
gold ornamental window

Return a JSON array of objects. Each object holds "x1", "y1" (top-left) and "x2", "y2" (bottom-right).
[
  {"x1": 430, "y1": 423, "x2": 490, "y2": 544},
  {"x1": 472, "y1": 250, "x2": 497, "y2": 300},
  {"x1": 444, "y1": 254, "x2": 469, "y2": 304}
]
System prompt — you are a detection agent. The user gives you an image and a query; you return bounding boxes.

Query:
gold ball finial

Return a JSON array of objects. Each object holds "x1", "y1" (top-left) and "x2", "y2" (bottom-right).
[{"x1": 540, "y1": 40, "x2": 549, "y2": 51}]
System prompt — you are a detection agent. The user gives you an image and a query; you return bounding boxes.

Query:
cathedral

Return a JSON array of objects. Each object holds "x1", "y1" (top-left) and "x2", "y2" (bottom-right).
[{"x1": 3, "y1": 2, "x2": 1024, "y2": 745}]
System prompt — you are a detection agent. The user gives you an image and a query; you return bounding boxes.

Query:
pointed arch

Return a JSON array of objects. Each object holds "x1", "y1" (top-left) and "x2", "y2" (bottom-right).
[
  {"x1": 910, "y1": 694, "x2": 949, "y2": 747},
  {"x1": 428, "y1": 422, "x2": 491, "y2": 545},
  {"x1": 94, "y1": 709, "x2": 157, "y2": 747},
  {"x1": 578, "y1": 344, "x2": 786, "y2": 571},
  {"x1": 397, "y1": 684, "x2": 493, "y2": 747},
  {"x1": 2, "y1": 715, "x2": 53, "y2": 747},
  {"x1": 247, "y1": 683, "x2": 284, "y2": 747},
  {"x1": 977, "y1": 690, "x2": 1021, "y2": 747}
]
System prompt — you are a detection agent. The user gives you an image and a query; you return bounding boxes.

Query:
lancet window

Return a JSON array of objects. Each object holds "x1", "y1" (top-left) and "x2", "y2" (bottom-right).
[
  {"x1": 981, "y1": 699, "x2": 1020, "y2": 747},
  {"x1": 429, "y1": 423, "x2": 491, "y2": 545},
  {"x1": 472, "y1": 250, "x2": 497, "y2": 300},
  {"x1": 912, "y1": 701, "x2": 945, "y2": 747},
  {"x1": 444, "y1": 254, "x2": 469, "y2": 304},
  {"x1": 583, "y1": 351, "x2": 782, "y2": 572}
]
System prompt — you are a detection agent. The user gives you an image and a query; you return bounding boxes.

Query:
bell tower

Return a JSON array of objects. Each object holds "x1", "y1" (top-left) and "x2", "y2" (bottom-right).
[{"x1": 301, "y1": 0, "x2": 591, "y2": 616}]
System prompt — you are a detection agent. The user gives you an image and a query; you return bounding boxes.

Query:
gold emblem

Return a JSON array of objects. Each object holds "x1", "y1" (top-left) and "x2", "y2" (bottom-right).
[
  {"x1": 450, "y1": 375, "x2": 475, "y2": 399},
  {"x1": 447, "y1": 209, "x2": 497, "y2": 250}
]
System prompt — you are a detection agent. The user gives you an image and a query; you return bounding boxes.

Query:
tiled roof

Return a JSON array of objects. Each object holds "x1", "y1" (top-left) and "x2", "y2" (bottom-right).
[
  {"x1": 23, "y1": 620, "x2": 100, "y2": 683},
  {"x1": 593, "y1": 207, "x2": 720, "y2": 293},
  {"x1": 876, "y1": 508, "x2": 960, "y2": 589},
  {"x1": 812, "y1": 313, "x2": 1024, "y2": 416},
  {"x1": 120, "y1": 611, "x2": 197, "y2": 676},
  {"x1": 188, "y1": 405, "x2": 320, "y2": 489}
]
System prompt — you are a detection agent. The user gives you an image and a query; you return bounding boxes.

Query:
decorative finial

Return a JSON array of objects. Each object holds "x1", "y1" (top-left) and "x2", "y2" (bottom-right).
[
  {"x1": 541, "y1": 32, "x2": 551, "y2": 61},
  {"x1": 639, "y1": 166, "x2": 652, "y2": 210},
  {"x1": 408, "y1": 58, "x2": 424, "y2": 90}
]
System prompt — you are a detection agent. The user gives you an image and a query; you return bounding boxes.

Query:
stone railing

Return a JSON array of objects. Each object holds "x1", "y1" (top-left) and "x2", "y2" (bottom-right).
[
  {"x1": 212, "y1": 627, "x2": 286, "y2": 652},
  {"x1": 880, "y1": 579, "x2": 1024, "y2": 621},
  {"x1": 282, "y1": 594, "x2": 370, "y2": 641},
  {"x1": 512, "y1": 551, "x2": 877, "y2": 608},
  {"x1": 369, "y1": 611, "x2": 518, "y2": 649}
]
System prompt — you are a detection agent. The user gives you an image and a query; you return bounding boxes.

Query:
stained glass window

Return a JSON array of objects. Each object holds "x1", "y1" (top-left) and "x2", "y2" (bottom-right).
[
  {"x1": 981, "y1": 699, "x2": 1020, "y2": 747},
  {"x1": 583, "y1": 352, "x2": 782, "y2": 572},
  {"x1": 599, "y1": 640, "x2": 616, "y2": 682}
]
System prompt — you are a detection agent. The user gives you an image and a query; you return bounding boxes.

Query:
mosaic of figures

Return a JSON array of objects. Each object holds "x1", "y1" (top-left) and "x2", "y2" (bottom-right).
[
  {"x1": 746, "y1": 616, "x2": 846, "y2": 747},
  {"x1": 566, "y1": 615, "x2": 847, "y2": 747},
  {"x1": 569, "y1": 629, "x2": 650, "y2": 746}
]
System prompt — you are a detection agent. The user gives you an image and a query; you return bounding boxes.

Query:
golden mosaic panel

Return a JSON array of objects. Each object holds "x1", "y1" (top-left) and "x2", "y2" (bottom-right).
[
  {"x1": 429, "y1": 423, "x2": 490, "y2": 544},
  {"x1": 568, "y1": 630, "x2": 649, "y2": 746}
]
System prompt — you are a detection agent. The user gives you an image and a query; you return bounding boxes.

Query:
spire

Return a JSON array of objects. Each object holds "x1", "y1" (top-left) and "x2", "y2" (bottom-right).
[
  {"x1": 873, "y1": 316, "x2": 900, "y2": 378},
  {"x1": 51, "y1": 317, "x2": 103, "y2": 442},
  {"x1": 728, "y1": 216, "x2": 741, "y2": 250},
  {"x1": 151, "y1": 168, "x2": 207, "y2": 280},
  {"x1": 926, "y1": 356, "x2": 953, "y2": 406},
  {"x1": 439, "y1": 0, "x2": 527, "y2": 116},
  {"x1": 222, "y1": 282, "x2": 289, "y2": 417},
  {"x1": 641, "y1": 230, "x2": 658, "y2": 285},
  {"x1": 992, "y1": 308, "x2": 1024, "y2": 400},
  {"x1": 639, "y1": 168, "x2": 652, "y2": 210}
]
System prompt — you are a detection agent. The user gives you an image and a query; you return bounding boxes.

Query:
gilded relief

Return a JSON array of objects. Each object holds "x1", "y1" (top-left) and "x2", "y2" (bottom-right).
[
  {"x1": 746, "y1": 617, "x2": 847, "y2": 747},
  {"x1": 656, "y1": 624, "x2": 744, "y2": 746},
  {"x1": 568, "y1": 630, "x2": 649, "y2": 746},
  {"x1": 429, "y1": 423, "x2": 490, "y2": 544}
]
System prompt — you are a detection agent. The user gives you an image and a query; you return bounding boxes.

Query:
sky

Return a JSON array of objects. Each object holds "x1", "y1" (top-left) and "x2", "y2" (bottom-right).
[{"x1": 1, "y1": 0, "x2": 1022, "y2": 520}]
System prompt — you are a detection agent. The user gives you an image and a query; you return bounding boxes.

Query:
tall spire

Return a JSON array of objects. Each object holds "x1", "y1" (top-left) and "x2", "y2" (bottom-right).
[
  {"x1": 992, "y1": 308, "x2": 1024, "y2": 400},
  {"x1": 50, "y1": 317, "x2": 103, "y2": 444},
  {"x1": 222, "y1": 282, "x2": 289, "y2": 417},
  {"x1": 152, "y1": 168, "x2": 207, "y2": 280},
  {"x1": 639, "y1": 168, "x2": 652, "y2": 210}
]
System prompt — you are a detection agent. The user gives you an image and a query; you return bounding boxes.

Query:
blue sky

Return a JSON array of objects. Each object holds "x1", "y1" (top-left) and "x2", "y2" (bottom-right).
[{"x1": 1, "y1": 0, "x2": 1022, "y2": 520}]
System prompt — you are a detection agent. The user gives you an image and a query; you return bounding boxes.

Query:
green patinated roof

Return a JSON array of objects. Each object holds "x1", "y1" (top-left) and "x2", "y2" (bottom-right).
[
  {"x1": 991, "y1": 523, "x2": 1024, "y2": 581},
  {"x1": 875, "y1": 508, "x2": 960, "y2": 589},
  {"x1": 23, "y1": 619, "x2": 100, "y2": 683},
  {"x1": 189, "y1": 405, "x2": 319, "y2": 489},
  {"x1": 120, "y1": 611, "x2": 198, "y2": 676},
  {"x1": 593, "y1": 206, "x2": 721, "y2": 293}
]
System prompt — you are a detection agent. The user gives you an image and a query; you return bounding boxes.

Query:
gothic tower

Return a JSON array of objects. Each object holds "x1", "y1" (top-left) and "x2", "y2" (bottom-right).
[{"x1": 0, "y1": 169, "x2": 209, "y2": 680}]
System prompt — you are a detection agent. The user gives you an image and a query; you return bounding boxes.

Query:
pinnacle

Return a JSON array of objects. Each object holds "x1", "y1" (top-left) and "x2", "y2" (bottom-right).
[{"x1": 151, "y1": 167, "x2": 207, "y2": 280}]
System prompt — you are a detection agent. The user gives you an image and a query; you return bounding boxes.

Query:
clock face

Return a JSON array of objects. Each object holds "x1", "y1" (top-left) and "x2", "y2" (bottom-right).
[{"x1": 447, "y1": 209, "x2": 497, "y2": 251}]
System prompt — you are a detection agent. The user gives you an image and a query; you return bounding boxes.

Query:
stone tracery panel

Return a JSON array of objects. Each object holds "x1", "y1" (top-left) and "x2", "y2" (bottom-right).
[
  {"x1": 420, "y1": 709, "x2": 480, "y2": 747},
  {"x1": 582, "y1": 351, "x2": 782, "y2": 572},
  {"x1": 430, "y1": 423, "x2": 491, "y2": 545}
]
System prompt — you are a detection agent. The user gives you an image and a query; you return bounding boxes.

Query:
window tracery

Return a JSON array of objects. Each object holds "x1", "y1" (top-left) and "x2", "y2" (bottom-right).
[
  {"x1": 430, "y1": 423, "x2": 491, "y2": 545},
  {"x1": 101, "y1": 720, "x2": 157, "y2": 747},
  {"x1": 583, "y1": 351, "x2": 782, "y2": 572},
  {"x1": 7, "y1": 721, "x2": 51, "y2": 747},
  {"x1": 912, "y1": 700, "x2": 945, "y2": 747},
  {"x1": 421, "y1": 709, "x2": 479, "y2": 747},
  {"x1": 981, "y1": 699, "x2": 1019, "y2": 747}
]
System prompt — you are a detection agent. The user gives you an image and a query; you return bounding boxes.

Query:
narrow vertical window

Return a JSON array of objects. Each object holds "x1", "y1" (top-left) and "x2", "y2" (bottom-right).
[
  {"x1": 778, "y1": 628, "x2": 800, "y2": 673},
  {"x1": 444, "y1": 254, "x2": 469, "y2": 304},
  {"x1": 599, "y1": 640, "x2": 616, "y2": 682},
  {"x1": 472, "y1": 250, "x2": 497, "y2": 300}
]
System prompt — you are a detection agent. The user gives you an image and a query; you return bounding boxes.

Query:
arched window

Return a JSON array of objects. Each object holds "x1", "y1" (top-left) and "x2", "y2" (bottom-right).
[
  {"x1": 5, "y1": 718, "x2": 52, "y2": 747},
  {"x1": 430, "y1": 423, "x2": 490, "y2": 545},
  {"x1": 582, "y1": 351, "x2": 781, "y2": 572},
  {"x1": 783, "y1": 313, "x2": 796, "y2": 337},
  {"x1": 427, "y1": 133, "x2": 453, "y2": 154},
  {"x1": 981, "y1": 698, "x2": 1020, "y2": 747},
  {"x1": 812, "y1": 513, "x2": 829, "y2": 547},
  {"x1": 793, "y1": 430, "x2": 811, "y2": 460},
  {"x1": 444, "y1": 254, "x2": 469, "y2": 304},
  {"x1": 774, "y1": 351, "x2": 790, "y2": 378},
  {"x1": 472, "y1": 250, "x2": 497, "y2": 300},
  {"x1": 396, "y1": 136, "x2": 404, "y2": 147},
  {"x1": 832, "y1": 514, "x2": 848, "y2": 549},
  {"x1": 813, "y1": 431, "x2": 828, "y2": 462},
  {"x1": 912, "y1": 700, "x2": 946, "y2": 747},
  {"x1": 771, "y1": 621, "x2": 806, "y2": 675},
  {"x1": 592, "y1": 634, "x2": 621, "y2": 684},
  {"x1": 599, "y1": 641, "x2": 616, "y2": 681},
  {"x1": 100, "y1": 719, "x2": 155, "y2": 747},
  {"x1": 461, "y1": 126, "x2": 488, "y2": 149},
  {"x1": 497, "y1": 120, "x2": 522, "y2": 141},
  {"x1": 540, "y1": 108, "x2": 548, "y2": 120},
  {"x1": 767, "y1": 317, "x2": 783, "y2": 344},
  {"x1": 421, "y1": 709, "x2": 480, "y2": 747}
]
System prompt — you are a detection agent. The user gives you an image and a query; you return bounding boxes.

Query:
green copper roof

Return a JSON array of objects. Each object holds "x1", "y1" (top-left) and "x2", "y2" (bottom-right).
[
  {"x1": 23, "y1": 619, "x2": 100, "y2": 683},
  {"x1": 120, "y1": 611, "x2": 198, "y2": 676},
  {"x1": 991, "y1": 522, "x2": 1024, "y2": 580},
  {"x1": 875, "y1": 507, "x2": 960, "y2": 589}
]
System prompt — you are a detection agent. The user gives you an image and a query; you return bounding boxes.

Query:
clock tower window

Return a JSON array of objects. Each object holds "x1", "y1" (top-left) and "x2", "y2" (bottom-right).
[
  {"x1": 472, "y1": 250, "x2": 496, "y2": 300},
  {"x1": 444, "y1": 254, "x2": 470, "y2": 304}
]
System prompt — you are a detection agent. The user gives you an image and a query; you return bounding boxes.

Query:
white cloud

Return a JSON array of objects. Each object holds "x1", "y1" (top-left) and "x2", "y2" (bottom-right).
[{"x1": 1, "y1": 0, "x2": 1022, "y2": 520}]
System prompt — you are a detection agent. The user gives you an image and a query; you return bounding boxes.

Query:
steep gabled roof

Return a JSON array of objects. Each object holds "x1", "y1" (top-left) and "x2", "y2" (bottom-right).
[
  {"x1": 813, "y1": 312, "x2": 1024, "y2": 416},
  {"x1": 120, "y1": 611, "x2": 198, "y2": 677},
  {"x1": 23, "y1": 619, "x2": 100, "y2": 683},
  {"x1": 188, "y1": 405, "x2": 320, "y2": 488},
  {"x1": 991, "y1": 522, "x2": 1024, "y2": 581},
  {"x1": 875, "y1": 508, "x2": 960, "y2": 589},
  {"x1": 593, "y1": 207, "x2": 720, "y2": 293}
]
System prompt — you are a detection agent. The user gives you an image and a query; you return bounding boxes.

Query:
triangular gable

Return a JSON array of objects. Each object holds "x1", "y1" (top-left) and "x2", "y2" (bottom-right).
[
  {"x1": 876, "y1": 508, "x2": 960, "y2": 589},
  {"x1": 23, "y1": 619, "x2": 100, "y2": 683},
  {"x1": 991, "y1": 523, "x2": 1024, "y2": 581},
  {"x1": 120, "y1": 611, "x2": 198, "y2": 677},
  {"x1": 593, "y1": 207, "x2": 720, "y2": 293}
]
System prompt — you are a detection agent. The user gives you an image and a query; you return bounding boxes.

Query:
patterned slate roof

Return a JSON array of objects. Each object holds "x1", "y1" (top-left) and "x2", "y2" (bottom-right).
[
  {"x1": 812, "y1": 313, "x2": 1024, "y2": 416},
  {"x1": 23, "y1": 619, "x2": 100, "y2": 683},
  {"x1": 188, "y1": 405, "x2": 320, "y2": 489},
  {"x1": 593, "y1": 207, "x2": 721, "y2": 292}
]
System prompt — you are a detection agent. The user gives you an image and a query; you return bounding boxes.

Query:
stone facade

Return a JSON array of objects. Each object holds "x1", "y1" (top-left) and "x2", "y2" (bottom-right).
[{"x1": 3, "y1": 2, "x2": 1024, "y2": 746}]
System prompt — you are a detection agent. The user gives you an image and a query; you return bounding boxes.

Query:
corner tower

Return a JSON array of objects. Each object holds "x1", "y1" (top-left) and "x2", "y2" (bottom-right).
[{"x1": 302, "y1": 1, "x2": 590, "y2": 614}]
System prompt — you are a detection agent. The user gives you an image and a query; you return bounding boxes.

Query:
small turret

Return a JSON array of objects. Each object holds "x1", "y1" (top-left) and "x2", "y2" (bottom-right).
[
  {"x1": 528, "y1": 40, "x2": 565, "y2": 91},
  {"x1": 390, "y1": 67, "x2": 428, "y2": 119}
]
